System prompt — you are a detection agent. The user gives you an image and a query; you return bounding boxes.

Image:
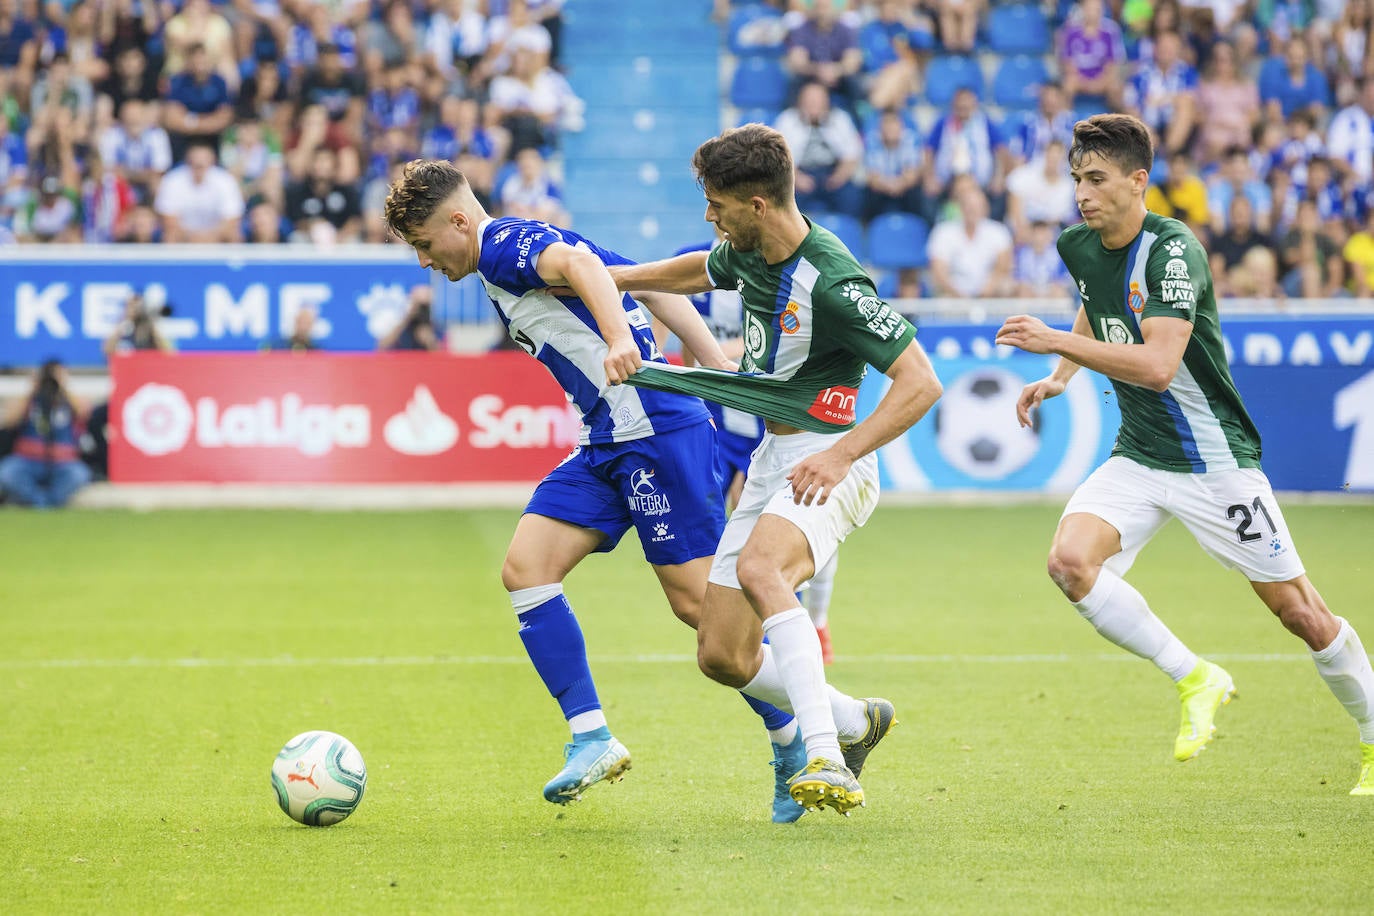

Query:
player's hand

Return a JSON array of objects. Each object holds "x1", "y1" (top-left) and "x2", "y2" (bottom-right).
[
  {"x1": 1014, "y1": 376, "x2": 1067, "y2": 428},
  {"x1": 603, "y1": 336, "x2": 642, "y2": 385},
  {"x1": 995, "y1": 314, "x2": 1059, "y2": 355},
  {"x1": 786, "y1": 447, "x2": 852, "y2": 507}
]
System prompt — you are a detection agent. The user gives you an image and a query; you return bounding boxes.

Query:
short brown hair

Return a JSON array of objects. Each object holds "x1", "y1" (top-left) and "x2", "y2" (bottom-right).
[
  {"x1": 1069, "y1": 113, "x2": 1153, "y2": 176},
  {"x1": 692, "y1": 124, "x2": 793, "y2": 206},
  {"x1": 384, "y1": 159, "x2": 469, "y2": 237}
]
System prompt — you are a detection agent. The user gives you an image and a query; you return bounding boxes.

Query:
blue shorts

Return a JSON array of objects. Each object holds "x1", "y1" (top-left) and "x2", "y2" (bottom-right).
[
  {"x1": 525, "y1": 420, "x2": 727, "y2": 566},
  {"x1": 705, "y1": 400, "x2": 764, "y2": 483}
]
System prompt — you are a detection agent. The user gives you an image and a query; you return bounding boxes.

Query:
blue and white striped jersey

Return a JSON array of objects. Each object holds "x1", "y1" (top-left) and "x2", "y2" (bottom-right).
[{"x1": 477, "y1": 217, "x2": 709, "y2": 445}]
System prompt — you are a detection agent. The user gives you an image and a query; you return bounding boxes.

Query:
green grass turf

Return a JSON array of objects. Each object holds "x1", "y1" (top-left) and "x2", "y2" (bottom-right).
[{"x1": 2, "y1": 504, "x2": 1372, "y2": 914}]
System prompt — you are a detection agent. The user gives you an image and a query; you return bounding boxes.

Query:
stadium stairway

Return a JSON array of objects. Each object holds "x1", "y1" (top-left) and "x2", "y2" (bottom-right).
[{"x1": 560, "y1": 0, "x2": 720, "y2": 262}]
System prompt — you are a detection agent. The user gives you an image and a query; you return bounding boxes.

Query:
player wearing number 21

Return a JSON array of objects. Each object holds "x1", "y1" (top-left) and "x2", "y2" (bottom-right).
[{"x1": 996, "y1": 114, "x2": 1374, "y2": 794}]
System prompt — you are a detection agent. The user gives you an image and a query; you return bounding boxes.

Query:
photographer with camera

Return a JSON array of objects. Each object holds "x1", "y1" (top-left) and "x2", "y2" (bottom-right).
[
  {"x1": 0, "y1": 360, "x2": 93, "y2": 509},
  {"x1": 377, "y1": 284, "x2": 443, "y2": 352},
  {"x1": 103, "y1": 290, "x2": 176, "y2": 356}
]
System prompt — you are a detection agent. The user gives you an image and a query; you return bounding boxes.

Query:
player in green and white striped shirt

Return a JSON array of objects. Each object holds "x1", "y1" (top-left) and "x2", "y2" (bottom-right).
[{"x1": 996, "y1": 113, "x2": 1374, "y2": 794}]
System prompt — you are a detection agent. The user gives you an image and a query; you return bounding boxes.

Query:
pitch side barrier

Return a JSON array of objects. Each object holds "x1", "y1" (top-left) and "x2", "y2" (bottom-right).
[{"x1": 1, "y1": 248, "x2": 1370, "y2": 491}]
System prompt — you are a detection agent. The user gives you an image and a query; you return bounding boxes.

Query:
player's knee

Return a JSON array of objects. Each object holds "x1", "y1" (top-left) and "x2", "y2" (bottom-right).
[
  {"x1": 696, "y1": 636, "x2": 750, "y2": 688},
  {"x1": 1046, "y1": 546, "x2": 1093, "y2": 597},
  {"x1": 500, "y1": 555, "x2": 538, "y2": 593}
]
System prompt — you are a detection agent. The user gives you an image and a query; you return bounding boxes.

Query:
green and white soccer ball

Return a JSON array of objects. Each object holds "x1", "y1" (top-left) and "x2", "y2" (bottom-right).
[{"x1": 270, "y1": 731, "x2": 367, "y2": 826}]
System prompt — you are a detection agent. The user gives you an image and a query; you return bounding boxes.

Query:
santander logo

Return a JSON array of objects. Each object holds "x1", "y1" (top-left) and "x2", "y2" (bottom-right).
[
  {"x1": 121, "y1": 383, "x2": 370, "y2": 456},
  {"x1": 383, "y1": 385, "x2": 459, "y2": 455}
]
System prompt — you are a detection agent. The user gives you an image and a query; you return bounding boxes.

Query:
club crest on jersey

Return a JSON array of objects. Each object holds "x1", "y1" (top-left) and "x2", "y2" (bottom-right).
[
  {"x1": 780, "y1": 302, "x2": 802, "y2": 334},
  {"x1": 1127, "y1": 281, "x2": 1145, "y2": 313},
  {"x1": 628, "y1": 467, "x2": 671, "y2": 516}
]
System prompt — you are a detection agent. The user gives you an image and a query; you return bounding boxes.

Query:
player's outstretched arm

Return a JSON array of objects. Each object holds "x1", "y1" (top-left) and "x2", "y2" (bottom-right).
[
  {"x1": 536, "y1": 241, "x2": 642, "y2": 384},
  {"x1": 607, "y1": 250, "x2": 714, "y2": 295},
  {"x1": 632, "y1": 290, "x2": 735, "y2": 370},
  {"x1": 997, "y1": 308, "x2": 1191, "y2": 392},
  {"x1": 1001, "y1": 306, "x2": 1088, "y2": 427},
  {"x1": 786, "y1": 339, "x2": 942, "y2": 506}
]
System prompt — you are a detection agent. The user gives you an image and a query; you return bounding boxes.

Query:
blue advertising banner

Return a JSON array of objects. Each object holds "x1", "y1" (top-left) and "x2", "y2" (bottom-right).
[
  {"x1": 1, "y1": 247, "x2": 432, "y2": 365},
  {"x1": 862, "y1": 316, "x2": 1374, "y2": 493}
]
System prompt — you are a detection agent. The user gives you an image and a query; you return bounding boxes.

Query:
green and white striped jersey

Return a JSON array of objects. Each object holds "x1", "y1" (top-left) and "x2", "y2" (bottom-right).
[{"x1": 1058, "y1": 212, "x2": 1262, "y2": 472}]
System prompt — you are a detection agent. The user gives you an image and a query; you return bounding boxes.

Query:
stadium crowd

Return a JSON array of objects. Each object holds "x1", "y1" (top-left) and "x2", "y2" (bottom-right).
[{"x1": 2, "y1": 0, "x2": 1374, "y2": 302}]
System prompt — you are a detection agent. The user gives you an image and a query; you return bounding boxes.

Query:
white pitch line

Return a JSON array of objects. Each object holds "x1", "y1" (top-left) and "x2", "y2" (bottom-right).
[{"x1": 0, "y1": 652, "x2": 1327, "y2": 670}]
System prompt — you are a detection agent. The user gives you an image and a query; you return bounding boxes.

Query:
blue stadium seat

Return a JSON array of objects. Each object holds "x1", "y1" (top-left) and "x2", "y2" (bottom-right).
[
  {"x1": 986, "y1": 4, "x2": 1052, "y2": 55},
  {"x1": 728, "y1": 3, "x2": 786, "y2": 57},
  {"x1": 730, "y1": 55, "x2": 791, "y2": 111},
  {"x1": 809, "y1": 212, "x2": 866, "y2": 261},
  {"x1": 924, "y1": 55, "x2": 984, "y2": 108},
  {"x1": 736, "y1": 107, "x2": 781, "y2": 127},
  {"x1": 992, "y1": 55, "x2": 1050, "y2": 110},
  {"x1": 867, "y1": 212, "x2": 930, "y2": 270}
]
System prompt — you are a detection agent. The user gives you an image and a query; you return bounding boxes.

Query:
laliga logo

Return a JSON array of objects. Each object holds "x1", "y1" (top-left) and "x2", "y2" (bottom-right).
[{"x1": 122, "y1": 383, "x2": 370, "y2": 456}]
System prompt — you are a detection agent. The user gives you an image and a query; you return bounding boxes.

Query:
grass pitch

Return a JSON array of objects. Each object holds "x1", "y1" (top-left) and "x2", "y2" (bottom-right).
[{"x1": 2, "y1": 503, "x2": 1372, "y2": 914}]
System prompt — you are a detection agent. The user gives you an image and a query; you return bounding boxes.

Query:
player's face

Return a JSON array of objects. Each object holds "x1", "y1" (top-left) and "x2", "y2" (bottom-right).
[
  {"x1": 1070, "y1": 150, "x2": 1146, "y2": 237},
  {"x1": 404, "y1": 205, "x2": 476, "y2": 282},
  {"x1": 703, "y1": 188, "x2": 762, "y2": 252}
]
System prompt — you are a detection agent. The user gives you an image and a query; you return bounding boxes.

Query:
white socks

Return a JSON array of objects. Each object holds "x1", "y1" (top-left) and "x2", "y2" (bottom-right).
[
  {"x1": 1074, "y1": 569, "x2": 1197, "y2": 682},
  {"x1": 1311, "y1": 617, "x2": 1374, "y2": 744},
  {"x1": 760, "y1": 608, "x2": 842, "y2": 762},
  {"x1": 802, "y1": 554, "x2": 838, "y2": 628},
  {"x1": 743, "y1": 615, "x2": 868, "y2": 750}
]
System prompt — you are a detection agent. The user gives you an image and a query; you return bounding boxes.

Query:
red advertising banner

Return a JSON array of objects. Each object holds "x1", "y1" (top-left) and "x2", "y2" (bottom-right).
[{"x1": 109, "y1": 352, "x2": 581, "y2": 483}]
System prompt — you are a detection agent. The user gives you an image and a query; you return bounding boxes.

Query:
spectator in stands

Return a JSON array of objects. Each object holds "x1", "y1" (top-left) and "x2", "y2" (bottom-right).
[
  {"x1": 1, "y1": 102, "x2": 29, "y2": 193},
  {"x1": 923, "y1": 86, "x2": 1007, "y2": 215},
  {"x1": 934, "y1": 0, "x2": 983, "y2": 54},
  {"x1": 1057, "y1": 0, "x2": 1126, "y2": 110},
  {"x1": 775, "y1": 80, "x2": 865, "y2": 219},
  {"x1": 1260, "y1": 35, "x2": 1332, "y2": 121},
  {"x1": 1007, "y1": 81, "x2": 1075, "y2": 167},
  {"x1": 19, "y1": 175, "x2": 81, "y2": 243},
  {"x1": 1146, "y1": 150, "x2": 1209, "y2": 231},
  {"x1": 525, "y1": 0, "x2": 566, "y2": 64},
  {"x1": 422, "y1": 96, "x2": 506, "y2": 209},
  {"x1": 0, "y1": 360, "x2": 91, "y2": 509},
  {"x1": 484, "y1": 0, "x2": 555, "y2": 79},
  {"x1": 81, "y1": 148, "x2": 135, "y2": 243},
  {"x1": 1330, "y1": 0, "x2": 1371, "y2": 84},
  {"x1": 1255, "y1": 0, "x2": 1317, "y2": 49},
  {"x1": 784, "y1": 0, "x2": 864, "y2": 114},
  {"x1": 1013, "y1": 219, "x2": 1073, "y2": 298},
  {"x1": 98, "y1": 47, "x2": 158, "y2": 116},
  {"x1": 285, "y1": 103, "x2": 362, "y2": 187},
  {"x1": 1327, "y1": 77, "x2": 1374, "y2": 187},
  {"x1": 164, "y1": 43, "x2": 236, "y2": 163},
  {"x1": 487, "y1": 44, "x2": 582, "y2": 154},
  {"x1": 1229, "y1": 243, "x2": 1283, "y2": 299},
  {"x1": 153, "y1": 140, "x2": 245, "y2": 243},
  {"x1": 284, "y1": 2, "x2": 358, "y2": 77},
  {"x1": 97, "y1": 0, "x2": 163, "y2": 62},
  {"x1": 862, "y1": 108, "x2": 925, "y2": 223},
  {"x1": 1301, "y1": 155, "x2": 1347, "y2": 225},
  {"x1": 861, "y1": 0, "x2": 934, "y2": 113},
  {"x1": 1195, "y1": 40, "x2": 1260, "y2": 163},
  {"x1": 379, "y1": 284, "x2": 443, "y2": 351},
  {"x1": 1209, "y1": 196, "x2": 1273, "y2": 297},
  {"x1": 425, "y1": 0, "x2": 490, "y2": 81},
  {"x1": 0, "y1": 1, "x2": 40, "y2": 102},
  {"x1": 1207, "y1": 146, "x2": 1273, "y2": 236},
  {"x1": 298, "y1": 41, "x2": 367, "y2": 150},
  {"x1": 267, "y1": 306, "x2": 321, "y2": 352},
  {"x1": 237, "y1": 59, "x2": 293, "y2": 142},
  {"x1": 30, "y1": 52, "x2": 94, "y2": 129},
  {"x1": 116, "y1": 204, "x2": 160, "y2": 243},
  {"x1": 1005, "y1": 137, "x2": 1077, "y2": 243},
  {"x1": 367, "y1": 63, "x2": 423, "y2": 136},
  {"x1": 220, "y1": 115, "x2": 282, "y2": 207},
  {"x1": 497, "y1": 146, "x2": 568, "y2": 224},
  {"x1": 927, "y1": 182, "x2": 1014, "y2": 298},
  {"x1": 1125, "y1": 30, "x2": 1197, "y2": 156},
  {"x1": 1343, "y1": 206, "x2": 1374, "y2": 296},
  {"x1": 1279, "y1": 197, "x2": 1346, "y2": 297},
  {"x1": 361, "y1": 159, "x2": 406, "y2": 244},
  {"x1": 245, "y1": 197, "x2": 289, "y2": 244},
  {"x1": 98, "y1": 99, "x2": 172, "y2": 206},
  {"x1": 285, "y1": 146, "x2": 362, "y2": 244},
  {"x1": 161, "y1": 0, "x2": 236, "y2": 90},
  {"x1": 361, "y1": 0, "x2": 423, "y2": 81}
]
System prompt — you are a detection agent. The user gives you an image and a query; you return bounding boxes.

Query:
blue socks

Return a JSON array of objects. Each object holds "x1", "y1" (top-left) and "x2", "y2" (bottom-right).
[{"x1": 515, "y1": 590, "x2": 602, "y2": 720}]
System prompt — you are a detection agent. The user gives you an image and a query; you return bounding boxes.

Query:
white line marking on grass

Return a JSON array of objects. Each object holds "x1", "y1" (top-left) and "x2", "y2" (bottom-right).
[{"x1": 0, "y1": 652, "x2": 1324, "y2": 670}]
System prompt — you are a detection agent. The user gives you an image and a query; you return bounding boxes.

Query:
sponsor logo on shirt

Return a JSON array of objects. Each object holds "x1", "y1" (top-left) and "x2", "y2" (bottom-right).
[
  {"x1": 651, "y1": 521, "x2": 676, "y2": 543},
  {"x1": 1099, "y1": 317, "x2": 1134, "y2": 344},
  {"x1": 491, "y1": 227, "x2": 512, "y2": 246},
  {"x1": 1165, "y1": 239, "x2": 1186, "y2": 257},
  {"x1": 628, "y1": 466, "x2": 672, "y2": 516},
  {"x1": 806, "y1": 385, "x2": 858, "y2": 425},
  {"x1": 1077, "y1": 277, "x2": 1090, "y2": 301},
  {"x1": 1164, "y1": 258, "x2": 1190, "y2": 280}
]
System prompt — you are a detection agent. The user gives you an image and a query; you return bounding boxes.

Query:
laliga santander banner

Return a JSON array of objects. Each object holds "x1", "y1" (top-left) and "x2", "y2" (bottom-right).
[{"x1": 109, "y1": 352, "x2": 580, "y2": 483}]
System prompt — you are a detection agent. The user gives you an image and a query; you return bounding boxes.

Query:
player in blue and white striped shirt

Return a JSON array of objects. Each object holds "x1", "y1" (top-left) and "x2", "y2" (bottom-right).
[{"x1": 384, "y1": 160, "x2": 809, "y2": 820}]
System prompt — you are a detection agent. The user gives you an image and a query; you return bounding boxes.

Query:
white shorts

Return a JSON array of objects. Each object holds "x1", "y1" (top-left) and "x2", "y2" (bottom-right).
[
  {"x1": 1063, "y1": 456, "x2": 1306, "y2": 583},
  {"x1": 709, "y1": 431, "x2": 880, "y2": 590}
]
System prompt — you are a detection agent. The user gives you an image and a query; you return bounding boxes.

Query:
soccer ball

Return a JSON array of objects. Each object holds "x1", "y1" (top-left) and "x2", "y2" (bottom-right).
[
  {"x1": 933, "y1": 367, "x2": 1042, "y2": 480},
  {"x1": 270, "y1": 731, "x2": 368, "y2": 826}
]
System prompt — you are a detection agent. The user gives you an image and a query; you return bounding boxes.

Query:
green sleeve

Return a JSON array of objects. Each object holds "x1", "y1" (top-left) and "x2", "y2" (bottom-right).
[
  {"x1": 816, "y1": 276, "x2": 917, "y2": 372},
  {"x1": 1143, "y1": 231, "x2": 1207, "y2": 323},
  {"x1": 705, "y1": 243, "x2": 737, "y2": 291}
]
